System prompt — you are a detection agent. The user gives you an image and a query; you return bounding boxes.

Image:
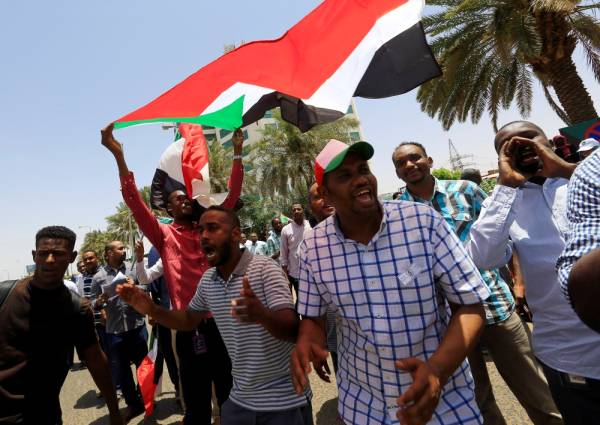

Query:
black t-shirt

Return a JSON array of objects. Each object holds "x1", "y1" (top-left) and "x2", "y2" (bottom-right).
[{"x1": 0, "y1": 278, "x2": 98, "y2": 424}]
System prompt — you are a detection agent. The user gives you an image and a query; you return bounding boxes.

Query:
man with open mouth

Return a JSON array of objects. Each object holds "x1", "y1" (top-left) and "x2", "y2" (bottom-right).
[
  {"x1": 291, "y1": 139, "x2": 490, "y2": 425},
  {"x1": 118, "y1": 206, "x2": 312, "y2": 425}
]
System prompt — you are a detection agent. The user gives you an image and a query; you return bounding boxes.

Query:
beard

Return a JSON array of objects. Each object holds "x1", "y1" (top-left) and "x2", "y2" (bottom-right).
[{"x1": 213, "y1": 242, "x2": 232, "y2": 267}]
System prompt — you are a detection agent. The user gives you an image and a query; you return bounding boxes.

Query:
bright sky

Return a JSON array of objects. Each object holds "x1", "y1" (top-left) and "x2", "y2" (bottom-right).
[{"x1": 1, "y1": 0, "x2": 598, "y2": 279}]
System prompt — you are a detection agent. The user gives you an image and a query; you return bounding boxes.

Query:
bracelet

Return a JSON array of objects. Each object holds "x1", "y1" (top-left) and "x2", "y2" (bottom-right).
[{"x1": 233, "y1": 154, "x2": 243, "y2": 160}]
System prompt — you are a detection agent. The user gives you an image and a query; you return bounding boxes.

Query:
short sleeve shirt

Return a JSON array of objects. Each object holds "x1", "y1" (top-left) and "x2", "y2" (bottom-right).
[
  {"x1": 188, "y1": 250, "x2": 310, "y2": 411},
  {"x1": 0, "y1": 278, "x2": 97, "y2": 422},
  {"x1": 297, "y1": 202, "x2": 489, "y2": 425}
]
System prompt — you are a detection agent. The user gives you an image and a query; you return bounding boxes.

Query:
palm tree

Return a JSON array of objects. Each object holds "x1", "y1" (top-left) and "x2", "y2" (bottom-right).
[
  {"x1": 418, "y1": 0, "x2": 600, "y2": 130},
  {"x1": 252, "y1": 110, "x2": 359, "y2": 204},
  {"x1": 79, "y1": 230, "x2": 118, "y2": 262}
]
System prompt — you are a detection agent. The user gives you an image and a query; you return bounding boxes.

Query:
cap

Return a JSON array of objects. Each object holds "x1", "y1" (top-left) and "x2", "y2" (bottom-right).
[
  {"x1": 577, "y1": 138, "x2": 600, "y2": 152},
  {"x1": 314, "y1": 139, "x2": 374, "y2": 185}
]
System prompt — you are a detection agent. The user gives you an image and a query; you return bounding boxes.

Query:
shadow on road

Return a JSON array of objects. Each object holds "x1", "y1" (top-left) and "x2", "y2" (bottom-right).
[
  {"x1": 74, "y1": 390, "x2": 105, "y2": 410},
  {"x1": 316, "y1": 398, "x2": 340, "y2": 425}
]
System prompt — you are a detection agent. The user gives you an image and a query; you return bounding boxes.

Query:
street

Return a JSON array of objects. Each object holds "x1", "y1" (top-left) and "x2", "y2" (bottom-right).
[{"x1": 60, "y1": 357, "x2": 534, "y2": 424}]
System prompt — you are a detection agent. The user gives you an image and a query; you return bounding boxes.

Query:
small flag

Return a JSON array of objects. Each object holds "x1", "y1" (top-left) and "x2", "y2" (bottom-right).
[
  {"x1": 137, "y1": 326, "x2": 162, "y2": 417},
  {"x1": 150, "y1": 123, "x2": 227, "y2": 211}
]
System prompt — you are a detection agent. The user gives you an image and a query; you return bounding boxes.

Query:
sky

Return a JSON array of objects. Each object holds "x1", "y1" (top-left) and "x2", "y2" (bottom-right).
[{"x1": 1, "y1": 0, "x2": 599, "y2": 279}]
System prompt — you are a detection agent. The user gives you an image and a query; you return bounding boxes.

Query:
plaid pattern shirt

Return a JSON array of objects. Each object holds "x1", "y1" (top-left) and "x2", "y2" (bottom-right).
[
  {"x1": 297, "y1": 201, "x2": 489, "y2": 425},
  {"x1": 400, "y1": 179, "x2": 514, "y2": 325},
  {"x1": 557, "y1": 149, "x2": 600, "y2": 299}
]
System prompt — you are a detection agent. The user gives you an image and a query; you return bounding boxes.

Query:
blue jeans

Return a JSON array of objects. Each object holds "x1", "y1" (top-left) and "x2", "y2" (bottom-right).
[{"x1": 107, "y1": 326, "x2": 148, "y2": 409}]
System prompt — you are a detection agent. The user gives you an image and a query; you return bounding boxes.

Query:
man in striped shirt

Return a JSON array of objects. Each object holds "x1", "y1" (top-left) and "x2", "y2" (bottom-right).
[
  {"x1": 80, "y1": 250, "x2": 109, "y2": 356},
  {"x1": 118, "y1": 206, "x2": 312, "y2": 425},
  {"x1": 393, "y1": 142, "x2": 560, "y2": 425}
]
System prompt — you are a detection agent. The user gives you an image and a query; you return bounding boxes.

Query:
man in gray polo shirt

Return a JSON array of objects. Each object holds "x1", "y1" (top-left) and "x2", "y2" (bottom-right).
[{"x1": 118, "y1": 206, "x2": 312, "y2": 425}]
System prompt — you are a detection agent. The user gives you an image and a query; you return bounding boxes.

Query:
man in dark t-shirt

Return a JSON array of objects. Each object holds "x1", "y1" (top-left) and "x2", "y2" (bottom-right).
[{"x1": 0, "y1": 226, "x2": 122, "y2": 425}]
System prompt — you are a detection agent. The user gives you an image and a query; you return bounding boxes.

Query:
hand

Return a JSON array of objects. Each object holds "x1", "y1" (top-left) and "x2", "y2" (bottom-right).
[
  {"x1": 290, "y1": 339, "x2": 330, "y2": 394},
  {"x1": 232, "y1": 128, "x2": 244, "y2": 154},
  {"x1": 96, "y1": 292, "x2": 108, "y2": 307},
  {"x1": 396, "y1": 358, "x2": 442, "y2": 425},
  {"x1": 526, "y1": 139, "x2": 576, "y2": 179},
  {"x1": 101, "y1": 123, "x2": 123, "y2": 157},
  {"x1": 117, "y1": 282, "x2": 154, "y2": 315},
  {"x1": 498, "y1": 139, "x2": 530, "y2": 188},
  {"x1": 134, "y1": 240, "x2": 145, "y2": 263},
  {"x1": 231, "y1": 276, "x2": 266, "y2": 323},
  {"x1": 0, "y1": 361, "x2": 27, "y2": 400}
]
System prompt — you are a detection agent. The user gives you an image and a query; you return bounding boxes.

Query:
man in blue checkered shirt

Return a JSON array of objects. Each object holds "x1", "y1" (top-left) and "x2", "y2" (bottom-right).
[
  {"x1": 291, "y1": 139, "x2": 490, "y2": 425},
  {"x1": 557, "y1": 148, "x2": 600, "y2": 332},
  {"x1": 393, "y1": 142, "x2": 560, "y2": 425}
]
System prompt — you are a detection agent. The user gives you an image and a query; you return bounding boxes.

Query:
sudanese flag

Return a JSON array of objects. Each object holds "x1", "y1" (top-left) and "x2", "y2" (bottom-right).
[
  {"x1": 150, "y1": 123, "x2": 228, "y2": 211},
  {"x1": 114, "y1": 0, "x2": 440, "y2": 132}
]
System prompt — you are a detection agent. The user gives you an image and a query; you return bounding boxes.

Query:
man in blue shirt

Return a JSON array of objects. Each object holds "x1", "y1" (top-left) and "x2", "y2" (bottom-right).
[{"x1": 393, "y1": 141, "x2": 560, "y2": 425}]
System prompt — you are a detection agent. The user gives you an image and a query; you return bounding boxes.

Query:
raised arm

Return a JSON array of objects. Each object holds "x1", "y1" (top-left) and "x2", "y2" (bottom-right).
[
  {"x1": 220, "y1": 128, "x2": 244, "y2": 209},
  {"x1": 101, "y1": 123, "x2": 163, "y2": 250}
]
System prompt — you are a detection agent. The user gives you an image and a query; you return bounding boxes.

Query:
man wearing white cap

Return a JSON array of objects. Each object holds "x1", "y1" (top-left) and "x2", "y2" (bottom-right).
[
  {"x1": 291, "y1": 139, "x2": 490, "y2": 425},
  {"x1": 577, "y1": 137, "x2": 599, "y2": 161}
]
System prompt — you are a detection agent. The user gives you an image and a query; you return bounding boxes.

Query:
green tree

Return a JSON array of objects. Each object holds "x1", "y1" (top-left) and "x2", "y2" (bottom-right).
[
  {"x1": 418, "y1": 0, "x2": 600, "y2": 130},
  {"x1": 432, "y1": 167, "x2": 462, "y2": 180},
  {"x1": 480, "y1": 177, "x2": 498, "y2": 194},
  {"x1": 79, "y1": 230, "x2": 118, "y2": 262},
  {"x1": 252, "y1": 110, "x2": 359, "y2": 206}
]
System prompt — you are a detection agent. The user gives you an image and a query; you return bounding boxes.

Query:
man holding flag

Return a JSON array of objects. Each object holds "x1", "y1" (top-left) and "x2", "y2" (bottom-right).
[{"x1": 101, "y1": 123, "x2": 244, "y2": 424}]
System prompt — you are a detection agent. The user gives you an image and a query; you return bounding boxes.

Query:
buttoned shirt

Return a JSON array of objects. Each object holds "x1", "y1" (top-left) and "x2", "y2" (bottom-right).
[
  {"x1": 246, "y1": 240, "x2": 268, "y2": 256},
  {"x1": 91, "y1": 264, "x2": 145, "y2": 335},
  {"x1": 79, "y1": 267, "x2": 103, "y2": 324},
  {"x1": 188, "y1": 250, "x2": 310, "y2": 411},
  {"x1": 297, "y1": 202, "x2": 488, "y2": 424},
  {"x1": 280, "y1": 220, "x2": 311, "y2": 278},
  {"x1": 557, "y1": 149, "x2": 600, "y2": 298},
  {"x1": 120, "y1": 163, "x2": 242, "y2": 309},
  {"x1": 468, "y1": 181, "x2": 600, "y2": 379},
  {"x1": 266, "y1": 231, "x2": 281, "y2": 262},
  {"x1": 400, "y1": 178, "x2": 514, "y2": 325}
]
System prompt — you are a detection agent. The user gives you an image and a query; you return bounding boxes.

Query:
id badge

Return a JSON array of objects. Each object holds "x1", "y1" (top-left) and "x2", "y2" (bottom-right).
[{"x1": 192, "y1": 331, "x2": 207, "y2": 355}]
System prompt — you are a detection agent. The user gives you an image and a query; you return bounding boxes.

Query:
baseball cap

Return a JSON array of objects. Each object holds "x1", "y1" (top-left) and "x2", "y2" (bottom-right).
[
  {"x1": 314, "y1": 139, "x2": 374, "y2": 186},
  {"x1": 577, "y1": 138, "x2": 600, "y2": 152}
]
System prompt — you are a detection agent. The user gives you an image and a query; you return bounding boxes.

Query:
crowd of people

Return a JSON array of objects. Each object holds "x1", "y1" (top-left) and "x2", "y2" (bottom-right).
[{"x1": 0, "y1": 120, "x2": 599, "y2": 425}]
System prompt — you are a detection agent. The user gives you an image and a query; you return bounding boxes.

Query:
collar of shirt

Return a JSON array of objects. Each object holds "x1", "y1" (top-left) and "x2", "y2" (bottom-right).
[
  {"x1": 330, "y1": 204, "x2": 387, "y2": 246},
  {"x1": 400, "y1": 177, "x2": 446, "y2": 203},
  {"x1": 216, "y1": 249, "x2": 252, "y2": 284}
]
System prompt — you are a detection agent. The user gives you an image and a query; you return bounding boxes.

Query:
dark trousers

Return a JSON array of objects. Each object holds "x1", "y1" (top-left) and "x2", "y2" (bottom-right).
[
  {"x1": 95, "y1": 323, "x2": 110, "y2": 355},
  {"x1": 155, "y1": 324, "x2": 179, "y2": 392},
  {"x1": 108, "y1": 326, "x2": 148, "y2": 409},
  {"x1": 540, "y1": 359, "x2": 600, "y2": 425},
  {"x1": 221, "y1": 399, "x2": 313, "y2": 425},
  {"x1": 176, "y1": 318, "x2": 232, "y2": 425}
]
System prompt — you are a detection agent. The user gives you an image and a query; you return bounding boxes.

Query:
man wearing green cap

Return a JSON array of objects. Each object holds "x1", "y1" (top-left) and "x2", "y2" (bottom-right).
[{"x1": 291, "y1": 139, "x2": 489, "y2": 425}]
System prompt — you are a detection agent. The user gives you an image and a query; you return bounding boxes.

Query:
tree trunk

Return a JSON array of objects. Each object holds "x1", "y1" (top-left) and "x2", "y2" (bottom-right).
[{"x1": 547, "y1": 56, "x2": 598, "y2": 124}]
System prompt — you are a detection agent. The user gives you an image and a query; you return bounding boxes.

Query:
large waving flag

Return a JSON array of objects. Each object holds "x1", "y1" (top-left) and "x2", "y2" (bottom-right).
[
  {"x1": 114, "y1": 0, "x2": 439, "y2": 132},
  {"x1": 150, "y1": 123, "x2": 227, "y2": 210}
]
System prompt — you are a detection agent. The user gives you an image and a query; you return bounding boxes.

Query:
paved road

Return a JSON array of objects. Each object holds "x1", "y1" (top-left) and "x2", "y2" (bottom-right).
[{"x1": 60, "y1": 357, "x2": 534, "y2": 425}]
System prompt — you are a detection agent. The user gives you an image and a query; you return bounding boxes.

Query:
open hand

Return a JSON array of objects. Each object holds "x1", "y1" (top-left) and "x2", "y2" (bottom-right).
[
  {"x1": 231, "y1": 276, "x2": 265, "y2": 323},
  {"x1": 527, "y1": 139, "x2": 575, "y2": 179},
  {"x1": 396, "y1": 358, "x2": 442, "y2": 425},
  {"x1": 117, "y1": 282, "x2": 154, "y2": 315},
  {"x1": 290, "y1": 340, "x2": 330, "y2": 394},
  {"x1": 101, "y1": 123, "x2": 123, "y2": 157},
  {"x1": 498, "y1": 139, "x2": 530, "y2": 188}
]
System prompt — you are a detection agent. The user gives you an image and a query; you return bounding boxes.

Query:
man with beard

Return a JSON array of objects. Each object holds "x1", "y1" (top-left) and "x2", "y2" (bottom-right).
[
  {"x1": 280, "y1": 204, "x2": 311, "y2": 297},
  {"x1": 92, "y1": 241, "x2": 147, "y2": 422},
  {"x1": 0, "y1": 226, "x2": 122, "y2": 425},
  {"x1": 118, "y1": 206, "x2": 312, "y2": 425},
  {"x1": 468, "y1": 121, "x2": 600, "y2": 423},
  {"x1": 101, "y1": 123, "x2": 241, "y2": 424},
  {"x1": 292, "y1": 139, "x2": 490, "y2": 425},
  {"x1": 392, "y1": 142, "x2": 561, "y2": 425}
]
